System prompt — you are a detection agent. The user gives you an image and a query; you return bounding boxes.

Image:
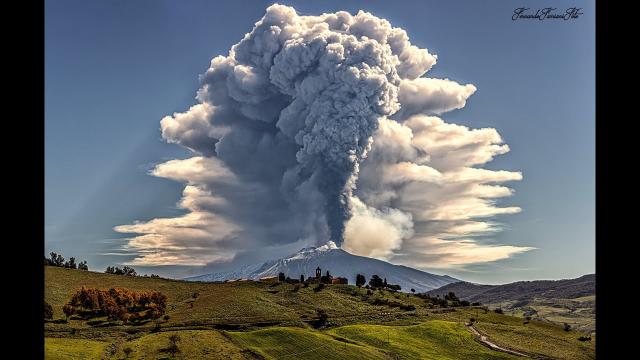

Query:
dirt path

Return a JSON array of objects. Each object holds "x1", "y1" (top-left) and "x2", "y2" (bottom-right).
[{"x1": 466, "y1": 324, "x2": 531, "y2": 358}]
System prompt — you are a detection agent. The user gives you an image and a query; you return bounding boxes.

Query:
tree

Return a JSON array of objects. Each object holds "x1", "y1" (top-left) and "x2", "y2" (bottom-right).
[
  {"x1": 383, "y1": 278, "x2": 388, "y2": 287},
  {"x1": 122, "y1": 266, "x2": 137, "y2": 276},
  {"x1": 444, "y1": 292, "x2": 460, "y2": 305},
  {"x1": 55, "y1": 253, "x2": 64, "y2": 266},
  {"x1": 369, "y1": 275, "x2": 383, "y2": 288},
  {"x1": 62, "y1": 304, "x2": 75, "y2": 320},
  {"x1": 356, "y1": 274, "x2": 366, "y2": 287},
  {"x1": 49, "y1": 252, "x2": 65, "y2": 267},
  {"x1": 315, "y1": 309, "x2": 328, "y2": 328},
  {"x1": 320, "y1": 271, "x2": 332, "y2": 284},
  {"x1": 300, "y1": 274, "x2": 305, "y2": 283},
  {"x1": 411, "y1": 288, "x2": 416, "y2": 294},
  {"x1": 169, "y1": 335, "x2": 180, "y2": 344},
  {"x1": 44, "y1": 301, "x2": 53, "y2": 320},
  {"x1": 278, "y1": 272, "x2": 286, "y2": 281},
  {"x1": 78, "y1": 261, "x2": 89, "y2": 271},
  {"x1": 167, "y1": 335, "x2": 181, "y2": 354},
  {"x1": 387, "y1": 284, "x2": 401, "y2": 291},
  {"x1": 65, "y1": 257, "x2": 77, "y2": 269}
]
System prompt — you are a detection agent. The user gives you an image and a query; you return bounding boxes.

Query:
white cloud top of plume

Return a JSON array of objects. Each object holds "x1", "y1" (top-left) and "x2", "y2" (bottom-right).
[{"x1": 114, "y1": 4, "x2": 533, "y2": 268}]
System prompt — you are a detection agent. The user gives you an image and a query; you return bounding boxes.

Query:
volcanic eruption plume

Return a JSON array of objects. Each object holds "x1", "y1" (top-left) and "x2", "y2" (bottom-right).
[{"x1": 115, "y1": 4, "x2": 533, "y2": 268}]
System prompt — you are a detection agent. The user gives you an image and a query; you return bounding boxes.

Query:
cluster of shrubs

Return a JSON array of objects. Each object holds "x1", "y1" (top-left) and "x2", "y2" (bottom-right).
[
  {"x1": 443, "y1": 292, "x2": 472, "y2": 307},
  {"x1": 163, "y1": 335, "x2": 181, "y2": 355},
  {"x1": 313, "y1": 309, "x2": 329, "y2": 328},
  {"x1": 44, "y1": 301, "x2": 54, "y2": 320},
  {"x1": 44, "y1": 252, "x2": 88, "y2": 270},
  {"x1": 105, "y1": 266, "x2": 138, "y2": 276},
  {"x1": 413, "y1": 291, "x2": 478, "y2": 308},
  {"x1": 369, "y1": 297, "x2": 416, "y2": 311},
  {"x1": 416, "y1": 292, "x2": 468, "y2": 308},
  {"x1": 62, "y1": 287, "x2": 167, "y2": 323}
]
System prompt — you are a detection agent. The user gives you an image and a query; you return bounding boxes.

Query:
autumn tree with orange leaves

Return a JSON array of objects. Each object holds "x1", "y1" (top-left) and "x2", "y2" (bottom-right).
[{"x1": 63, "y1": 287, "x2": 167, "y2": 323}]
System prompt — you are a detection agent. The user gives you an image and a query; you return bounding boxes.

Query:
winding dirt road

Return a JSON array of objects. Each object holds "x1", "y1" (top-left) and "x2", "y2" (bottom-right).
[{"x1": 466, "y1": 324, "x2": 531, "y2": 358}]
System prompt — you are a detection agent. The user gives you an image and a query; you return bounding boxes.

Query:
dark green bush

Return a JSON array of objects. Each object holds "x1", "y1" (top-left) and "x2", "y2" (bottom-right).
[
  {"x1": 44, "y1": 301, "x2": 53, "y2": 320},
  {"x1": 314, "y1": 309, "x2": 328, "y2": 328}
]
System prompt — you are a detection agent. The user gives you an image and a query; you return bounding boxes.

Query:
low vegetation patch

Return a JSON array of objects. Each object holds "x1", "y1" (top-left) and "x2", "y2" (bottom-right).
[
  {"x1": 45, "y1": 300, "x2": 54, "y2": 320},
  {"x1": 62, "y1": 287, "x2": 167, "y2": 323}
]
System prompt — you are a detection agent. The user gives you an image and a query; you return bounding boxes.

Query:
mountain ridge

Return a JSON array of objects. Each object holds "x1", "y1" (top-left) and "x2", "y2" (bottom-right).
[
  {"x1": 426, "y1": 273, "x2": 595, "y2": 303},
  {"x1": 185, "y1": 241, "x2": 459, "y2": 292}
]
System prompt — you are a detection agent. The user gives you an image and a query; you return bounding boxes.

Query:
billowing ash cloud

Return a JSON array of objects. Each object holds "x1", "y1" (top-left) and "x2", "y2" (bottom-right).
[{"x1": 115, "y1": 4, "x2": 533, "y2": 268}]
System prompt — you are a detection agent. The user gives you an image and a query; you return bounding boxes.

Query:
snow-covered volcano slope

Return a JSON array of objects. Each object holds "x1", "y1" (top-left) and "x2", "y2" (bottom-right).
[{"x1": 185, "y1": 242, "x2": 458, "y2": 293}]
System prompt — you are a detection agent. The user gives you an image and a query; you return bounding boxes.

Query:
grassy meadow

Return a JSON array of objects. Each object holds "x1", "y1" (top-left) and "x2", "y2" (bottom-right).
[{"x1": 44, "y1": 266, "x2": 595, "y2": 359}]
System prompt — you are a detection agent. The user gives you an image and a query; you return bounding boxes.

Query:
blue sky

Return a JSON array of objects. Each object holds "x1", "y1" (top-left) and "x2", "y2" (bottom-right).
[{"x1": 45, "y1": 0, "x2": 594, "y2": 284}]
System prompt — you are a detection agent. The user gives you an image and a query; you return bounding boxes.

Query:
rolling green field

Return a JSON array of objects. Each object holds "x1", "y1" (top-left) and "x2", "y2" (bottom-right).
[
  {"x1": 493, "y1": 296, "x2": 596, "y2": 333},
  {"x1": 44, "y1": 266, "x2": 595, "y2": 359},
  {"x1": 45, "y1": 338, "x2": 110, "y2": 360},
  {"x1": 327, "y1": 321, "x2": 517, "y2": 360}
]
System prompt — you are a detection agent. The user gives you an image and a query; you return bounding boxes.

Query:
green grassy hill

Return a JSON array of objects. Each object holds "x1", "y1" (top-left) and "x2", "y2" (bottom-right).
[{"x1": 44, "y1": 266, "x2": 595, "y2": 359}]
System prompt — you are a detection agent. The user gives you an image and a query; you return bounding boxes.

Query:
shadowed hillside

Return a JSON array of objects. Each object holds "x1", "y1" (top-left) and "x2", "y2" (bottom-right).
[{"x1": 427, "y1": 274, "x2": 594, "y2": 303}]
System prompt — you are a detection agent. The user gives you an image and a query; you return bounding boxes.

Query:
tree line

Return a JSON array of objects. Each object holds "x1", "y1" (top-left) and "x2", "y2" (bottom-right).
[
  {"x1": 355, "y1": 273, "x2": 402, "y2": 291},
  {"x1": 44, "y1": 252, "x2": 88, "y2": 270},
  {"x1": 44, "y1": 252, "x2": 162, "y2": 278},
  {"x1": 105, "y1": 266, "x2": 160, "y2": 278},
  {"x1": 105, "y1": 266, "x2": 137, "y2": 276}
]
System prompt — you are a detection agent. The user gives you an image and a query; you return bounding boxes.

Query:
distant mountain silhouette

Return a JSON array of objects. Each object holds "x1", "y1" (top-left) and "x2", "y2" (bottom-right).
[{"x1": 427, "y1": 274, "x2": 595, "y2": 303}]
